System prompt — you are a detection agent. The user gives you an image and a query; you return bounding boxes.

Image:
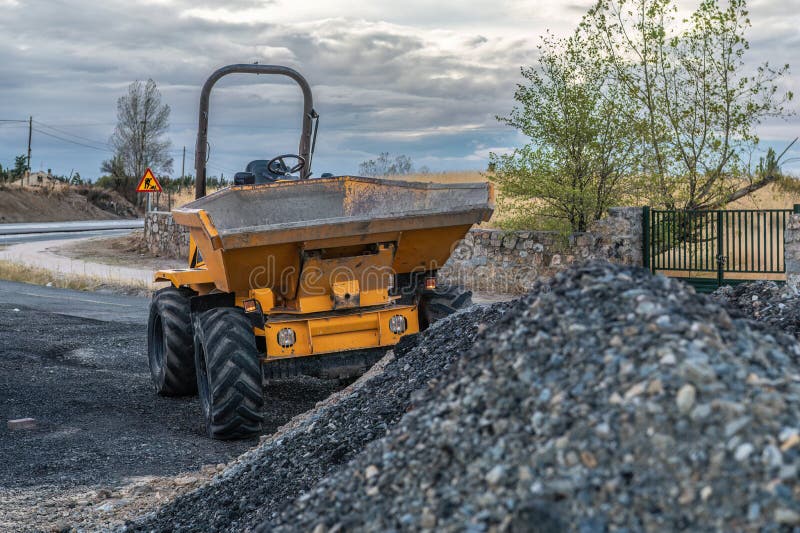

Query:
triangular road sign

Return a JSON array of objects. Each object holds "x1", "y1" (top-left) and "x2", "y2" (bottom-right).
[{"x1": 136, "y1": 168, "x2": 162, "y2": 193}]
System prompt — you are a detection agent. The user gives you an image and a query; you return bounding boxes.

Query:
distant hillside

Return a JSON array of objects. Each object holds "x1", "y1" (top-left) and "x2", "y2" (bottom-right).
[{"x1": 0, "y1": 185, "x2": 138, "y2": 222}]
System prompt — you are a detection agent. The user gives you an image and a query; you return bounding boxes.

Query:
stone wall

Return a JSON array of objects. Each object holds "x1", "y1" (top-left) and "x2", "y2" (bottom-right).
[
  {"x1": 785, "y1": 213, "x2": 800, "y2": 292},
  {"x1": 144, "y1": 211, "x2": 190, "y2": 259},
  {"x1": 438, "y1": 207, "x2": 644, "y2": 293}
]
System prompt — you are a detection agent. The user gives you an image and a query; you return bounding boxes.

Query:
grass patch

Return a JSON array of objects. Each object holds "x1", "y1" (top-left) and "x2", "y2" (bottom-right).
[
  {"x1": 0, "y1": 260, "x2": 151, "y2": 296},
  {"x1": 388, "y1": 171, "x2": 488, "y2": 184}
]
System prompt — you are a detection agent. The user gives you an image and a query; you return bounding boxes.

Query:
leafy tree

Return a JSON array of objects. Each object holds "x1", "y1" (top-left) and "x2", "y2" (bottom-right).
[
  {"x1": 757, "y1": 140, "x2": 800, "y2": 196},
  {"x1": 207, "y1": 175, "x2": 229, "y2": 189},
  {"x1": 175, "y1": 173, "x2": 194, "y2": 192},
  {"x1": 99, "y1": 154, "x2": 127, "y2": 192},
  {"x1": 103, "y1": 79, "x2": 173, "y2": 203},
  {"x1": 586, "y1": 0, "x2": 793, "y2": 209},
  {"x1": 10, "y1": 154, "x2": 28, "y2": 180},
  {"x1": 491, "y1": 31, "x2": 641, "y2": 232},
  {"x1": 359, "y1": 153, "x2": 416, "y2": 176}
]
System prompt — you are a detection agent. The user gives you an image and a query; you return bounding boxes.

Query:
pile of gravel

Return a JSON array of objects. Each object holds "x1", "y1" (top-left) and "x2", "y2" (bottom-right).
[
  {"x1": 712, "y1": 281, "x2": 800, "y2": 338},
  {"x1": 260, "y1": 263, "x2": 800, "y2": 531},
  {"x1": 126, "y1": 300, "x2": 511, "y2": 531}
]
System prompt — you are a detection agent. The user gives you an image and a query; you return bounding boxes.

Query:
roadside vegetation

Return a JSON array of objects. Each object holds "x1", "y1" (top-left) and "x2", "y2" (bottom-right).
[
  {"x1": 98, "y1": 80, "x2": 173, "y2": 208},
  {"x1": 358, "y1": 152, "x2": 429, "y2": 177},
  {"x1": 0, "y1": 259, "x2": 148, "y2": 295},
  {"x1": 0, "y1": 155, "x2": 31, "y2": 183},
  {"x1": 93, "y1": 79, "x2": 233, "y2": 212},
  {"x1": 492, "y1": 0, "x2": 795, "y2": 232}
]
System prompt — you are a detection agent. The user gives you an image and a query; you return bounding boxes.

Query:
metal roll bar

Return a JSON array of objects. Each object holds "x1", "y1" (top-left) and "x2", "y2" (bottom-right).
[{"x1": 195, "y1": 64, "x2": 315, "y2": 199}]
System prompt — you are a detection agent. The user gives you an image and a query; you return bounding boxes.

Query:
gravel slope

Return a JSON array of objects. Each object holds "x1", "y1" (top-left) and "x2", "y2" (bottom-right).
[
  {"x1": 259, "y1": 264, "x2": 800, "y2": 531},
  {"x1": 101, "y1": 265, "x2": 800, "y2": 531},
  {"x1": 125, "y1": 302, "x2": 511, "y2": 532},
  {"x1": 260, "y1": 264, "x2": 800, "y2": 532},
  {"x1": 712, "y1": 280, "x2": 800, "y2": 338}
]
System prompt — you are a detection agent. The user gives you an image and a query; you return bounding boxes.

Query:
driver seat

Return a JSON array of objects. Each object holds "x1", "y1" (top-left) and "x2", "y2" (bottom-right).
[{"x1": 234, "y1": 160, "x2": 299, "y2": 185}]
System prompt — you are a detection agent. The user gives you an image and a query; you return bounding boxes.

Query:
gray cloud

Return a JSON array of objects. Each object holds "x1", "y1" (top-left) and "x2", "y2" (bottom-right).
[{"x1": 0, "y1": 0, "x2": 796, "y2": 178}]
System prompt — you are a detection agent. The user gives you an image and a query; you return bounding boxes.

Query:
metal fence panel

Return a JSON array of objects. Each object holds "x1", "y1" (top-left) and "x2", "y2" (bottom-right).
[{"x1": 645, "y1": 208, "x2": 793, "y2": 292}]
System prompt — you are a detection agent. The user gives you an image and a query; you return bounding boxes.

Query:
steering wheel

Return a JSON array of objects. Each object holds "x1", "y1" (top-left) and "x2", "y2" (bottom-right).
[{"x1": 267, "y1": 154, "x2": 306, "y2": 176}]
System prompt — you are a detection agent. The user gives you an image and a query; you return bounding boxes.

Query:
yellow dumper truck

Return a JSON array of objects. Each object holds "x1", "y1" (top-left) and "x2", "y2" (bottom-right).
[{"x1": 147, "y1": 65, "x2": 494, "y2": 439}]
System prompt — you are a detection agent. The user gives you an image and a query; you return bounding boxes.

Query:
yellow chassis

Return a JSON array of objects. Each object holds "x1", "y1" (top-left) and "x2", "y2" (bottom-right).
[
  {"x1": 259, "y1": 304, "x2": 419, "y2": 359},
  {"x1": 155, "y1": 262, "x2": 420, "y2": 361}
]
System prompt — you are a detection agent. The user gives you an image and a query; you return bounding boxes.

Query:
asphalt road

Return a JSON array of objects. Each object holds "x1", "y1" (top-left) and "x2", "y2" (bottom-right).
[
  {"x1": 0, "y1": 279, "x2": 150, "y2": 323},
  {"x1": 0, "y1": 228, "x2": 134, "y2": 245},
  {"x1": 0, "y1": 284, "x2": 343, "y2": 531},
  {"x1": 0, "y1": 219, "x2": 143, "y2": 235},
  {"x1": 0, "y1": 220, "x2": 143, "y2": 245}
]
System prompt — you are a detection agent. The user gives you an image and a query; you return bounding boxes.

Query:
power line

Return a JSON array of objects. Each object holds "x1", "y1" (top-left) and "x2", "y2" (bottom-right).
[
  {"x1": 26, "y1": 121, "x2": 117, "y2": 127},
  {"x1": 33, "y1": 120, "x2": 112, "y2": 149},
  {"x1": 31, "y1": 127, "x2": 114, "y2": 153},
  {"x1": 206, "y1": 162, "x2": 238, "y2": 174}
]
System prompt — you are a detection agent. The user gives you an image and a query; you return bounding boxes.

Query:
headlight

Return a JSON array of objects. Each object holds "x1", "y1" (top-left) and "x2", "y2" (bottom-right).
[
  {"x1": 389, "y1": 315, "x2": 407, "y2": 334},
  {"x1": 277, "y1": 328, "x2": 296, "y2": 348}
]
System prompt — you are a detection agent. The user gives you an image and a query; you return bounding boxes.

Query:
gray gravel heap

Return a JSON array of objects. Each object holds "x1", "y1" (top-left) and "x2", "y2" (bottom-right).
[
  {"x1": 713, "y1": 281, "x2": 800, "y2": 339},
  {"x1": 126, "y1": 300, "x2": 511, "y2": 532},
  {"x1": 261, "y1": 263, "x2": 800, "y2": 532}
]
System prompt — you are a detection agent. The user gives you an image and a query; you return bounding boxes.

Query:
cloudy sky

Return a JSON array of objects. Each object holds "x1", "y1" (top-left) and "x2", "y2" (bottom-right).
[{"x1": 0, "y1": 0, "x2": 798, "y2": 180}]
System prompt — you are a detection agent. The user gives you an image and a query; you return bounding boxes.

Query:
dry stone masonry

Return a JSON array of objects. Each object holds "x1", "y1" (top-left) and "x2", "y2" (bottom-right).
[
  {"x1": 144, "y1": 211, "x2": 190, "y2": 259},
  {"x1": 438, "y1": 207, "x2": 644, "y2": 293},
  {"x1": 785, "y1": 213, "x2": 800, "y2": 292}
]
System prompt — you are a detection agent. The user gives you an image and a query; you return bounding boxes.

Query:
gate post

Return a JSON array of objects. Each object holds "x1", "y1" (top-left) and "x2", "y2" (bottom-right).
[
  {"x1": 642, "y1": 206, "x2": 651, "y2": 272},
  {"x1": 716, "y1": 210, "x2": 725, "y2": 288},
  {"x1": 788, "y1": 207, "x2": 800, "y2": 292}
]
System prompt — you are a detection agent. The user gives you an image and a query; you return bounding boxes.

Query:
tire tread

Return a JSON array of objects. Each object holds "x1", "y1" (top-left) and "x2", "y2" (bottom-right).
[
  {"x1": 419, "y1": 285, "x2": 473, "y2": 329},
  {"x1": 195, "y1": 307, "x2": 263, "y2": 439},
  {"x1": 147, "y1": 287, "x2": 196, "y2": 396}
]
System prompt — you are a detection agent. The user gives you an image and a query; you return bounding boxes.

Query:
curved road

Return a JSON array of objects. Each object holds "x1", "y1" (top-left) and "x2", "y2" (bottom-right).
[
  {"x1": 0, "y1": 219, "x2": 143, "y2": 235},
  {"x1": 0, "y1": 278, "x2": 149, "y2": 323},
  {"x1": 0, "y1": 219, "x2": 151, "y2": 322},
  {"x1": 0, "y1": 220, "x2": 143, "y2": 245}
]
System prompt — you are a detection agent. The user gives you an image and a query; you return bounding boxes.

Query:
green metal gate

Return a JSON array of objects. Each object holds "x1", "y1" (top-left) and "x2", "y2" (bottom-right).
[{"x1": 643, "y1": 206, "x2": 797, "y2": 293}]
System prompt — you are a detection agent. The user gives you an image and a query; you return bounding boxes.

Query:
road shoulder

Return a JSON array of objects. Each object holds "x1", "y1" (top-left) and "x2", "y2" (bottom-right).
[{"x1": 0, "y1": 233, "x2": 171, "y2": 295}]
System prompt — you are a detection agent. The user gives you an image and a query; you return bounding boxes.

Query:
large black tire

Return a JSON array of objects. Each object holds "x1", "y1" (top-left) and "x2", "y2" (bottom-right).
[
  {"x1": 419, "y1": 285, "x2": 473, "y2": 330},
  {"x1": 147, "y1": 287, "x2": 196, "y2": 396},
  {"x1": 193, "y1": 307, "x2": 264, "y2": 440}
]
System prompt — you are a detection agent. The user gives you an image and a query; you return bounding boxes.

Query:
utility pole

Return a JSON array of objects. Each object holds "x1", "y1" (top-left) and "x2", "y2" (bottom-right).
[
  {"x1": 26, "y1": 116, "x2": 32, "y2": 183},
  {"x1": 181, "y1": 146, "x2": 185, "y2": 180},
  {"x1": 141, "y1": 116, "x2": 149, "y2": 212}
]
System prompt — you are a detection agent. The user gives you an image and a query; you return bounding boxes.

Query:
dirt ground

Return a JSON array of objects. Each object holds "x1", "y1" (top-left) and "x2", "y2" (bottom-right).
[
  {"x1": 0, "y1": 303, "x2": 344, "y2": 532},
  {"x1": 0, "y1": 186, "x2": 138, "y2": 223},
  {"x1": 54, "y1": 231, "x2": 184, "y2": 272}
]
